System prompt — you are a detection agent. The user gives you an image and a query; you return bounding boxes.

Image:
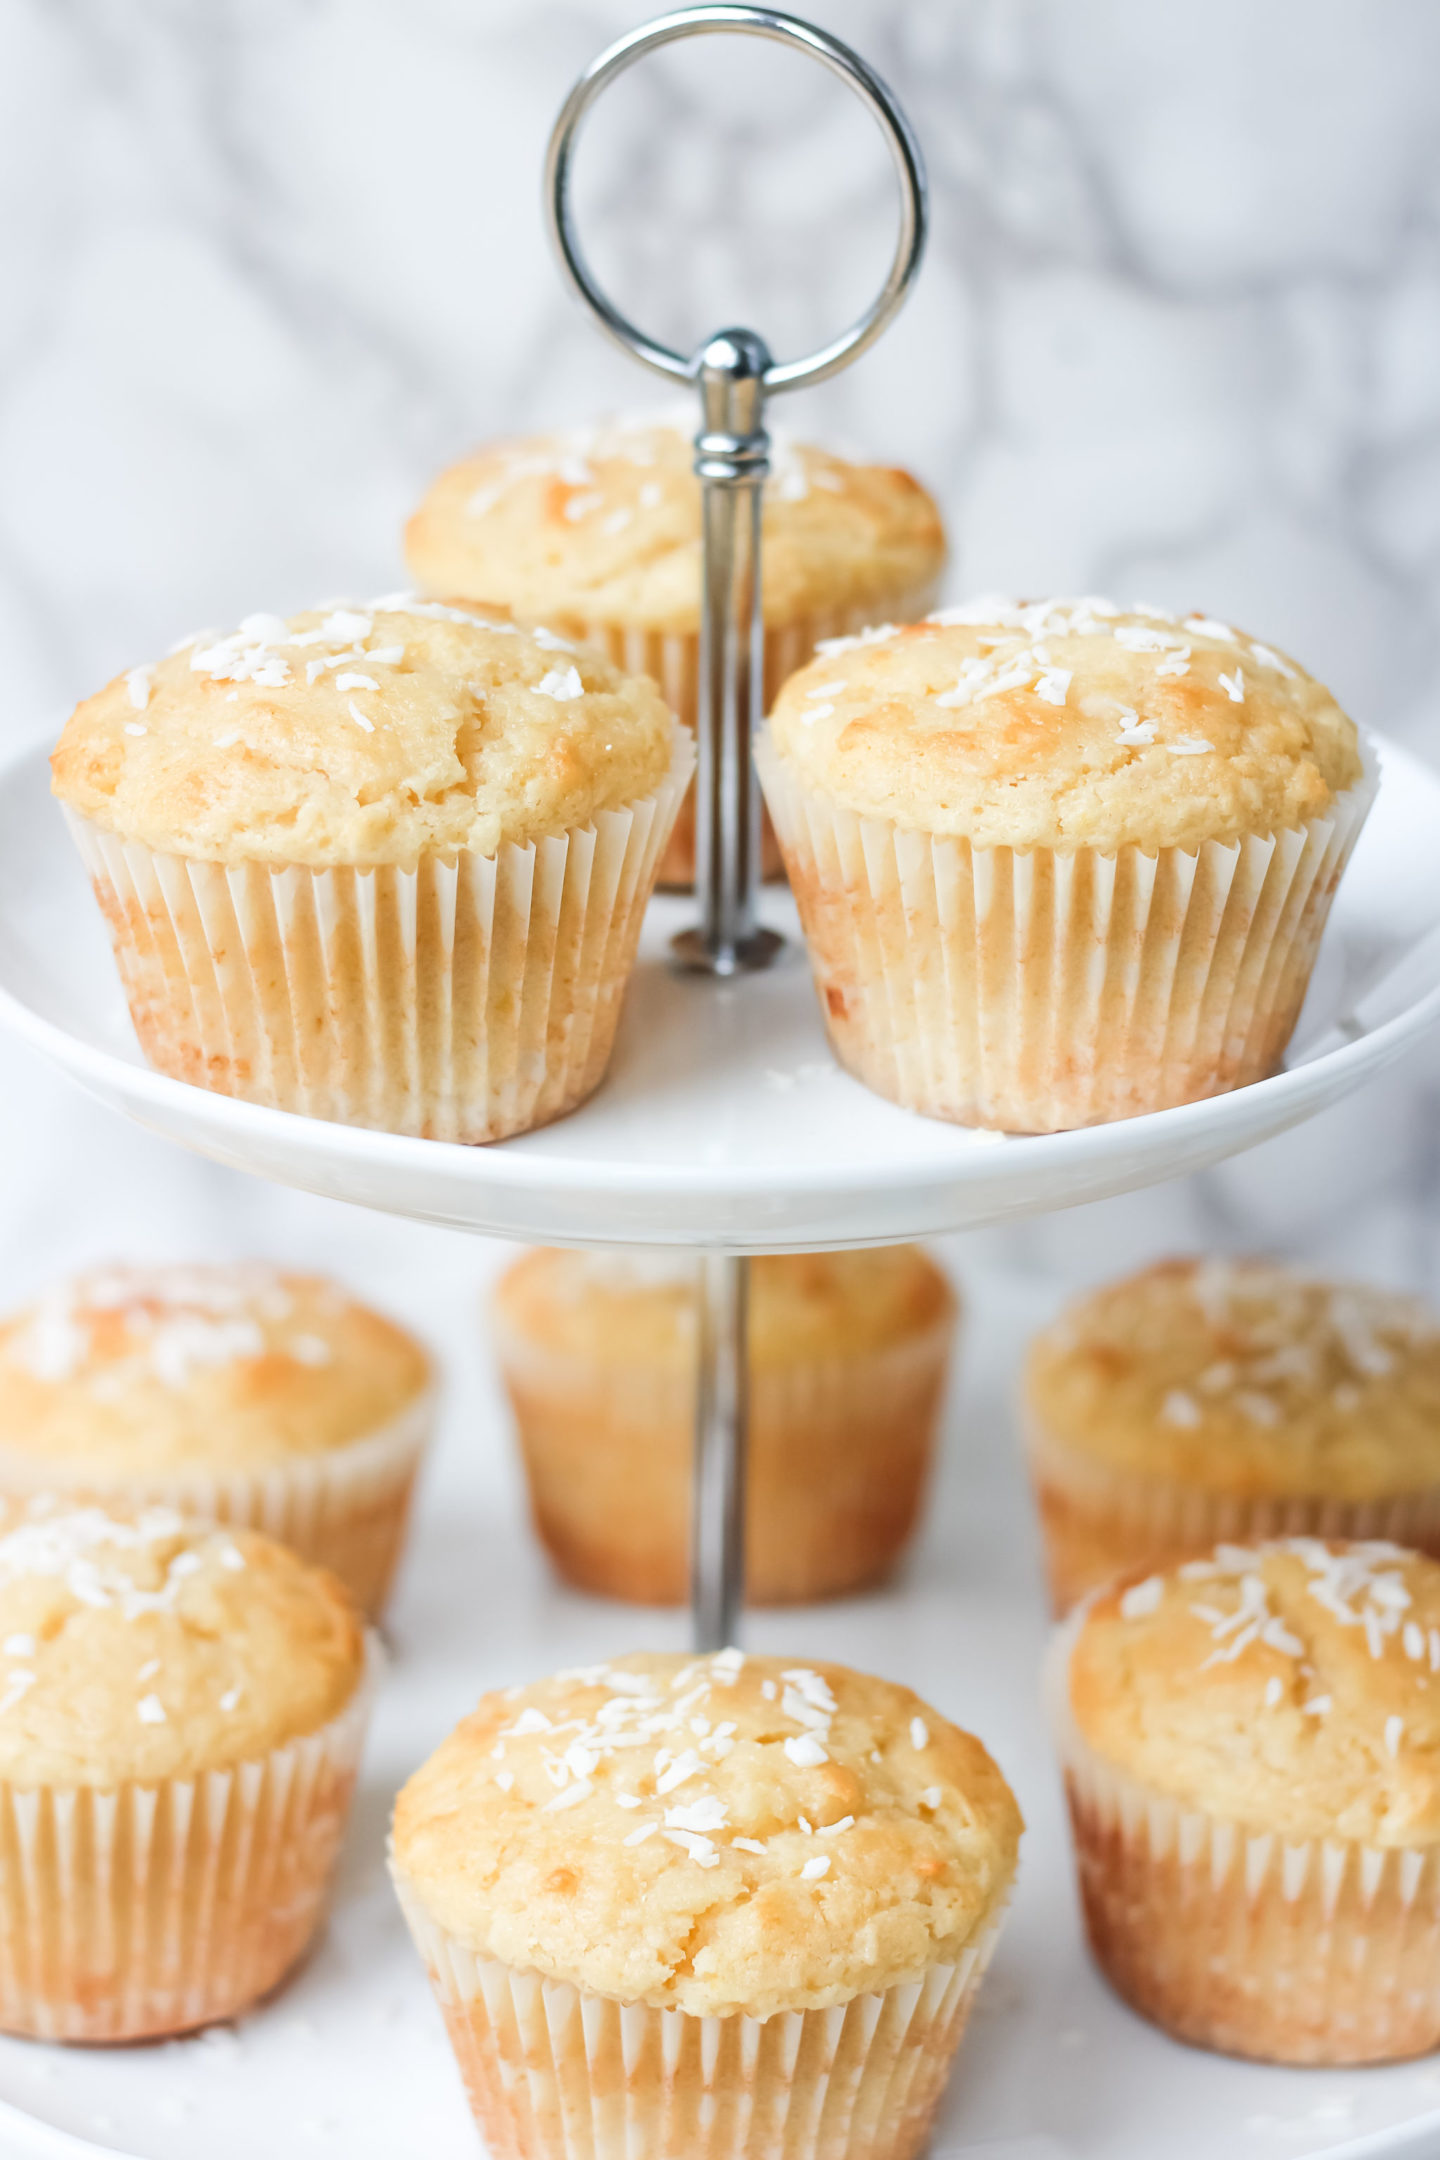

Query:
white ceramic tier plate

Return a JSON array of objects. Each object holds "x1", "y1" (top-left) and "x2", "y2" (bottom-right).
[
  {"x1": 1, "y1": 737, "x2": 1438, "y2": 1250},
  {"x1": 0, "y1": 1262, "x2": 1432, "y2": 2160}
]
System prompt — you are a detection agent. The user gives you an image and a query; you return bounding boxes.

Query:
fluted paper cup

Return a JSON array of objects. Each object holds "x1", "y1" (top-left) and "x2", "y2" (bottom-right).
[
  {"x1": 0, "y1": 1642, "x2": 377, "y2": 2042},
  {"x1": 576, "y1": 582, "x2": 941, "y2": 889},
  {"x1": 0, "y1": 1393, "x2": 434, "y2": 1619},
  {"x1": 393, "y1": 1865, "x2": 1005, "y2": 2160},
  {"x1": 1046, "y1": 1613, "x2": 1440, "y2": 2063},
  {"x1": 494, "y1": 1316, "x2": 955, "y2": 1606},
  {"x1": 63, "y1": 726, "x2": 693, "y2": 1143},
  {"x1": 1026, "y1": 1412, "x2": 1440, "y2": 1616},
  {"x1": 758, "y1": 731, "x2": 1377, "y2": 1133}
]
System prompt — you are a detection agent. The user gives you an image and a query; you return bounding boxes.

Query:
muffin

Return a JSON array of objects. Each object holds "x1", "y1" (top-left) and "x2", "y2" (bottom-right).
[
  {"x1": 392, "y1": 1649, "x2": 1020, "y2": 2160},
  {"x1": 491, "y1": 1245, "x2": 957, "y2": 1605},
  {"x1": 404, "y1": 416, "x2": 947, "y2": 885},
  {"x1": 0, "y1": 1496, "x2": 371, "y2": 2040},
  {"x1": 51, "y1": 597, "x2": 691, "y2": 1141},
  {"x1": 1051, "y1": 1540, "x2": 1440, "y2": 2063},
  {"x1": 0, "y1": 1262, "x2": 433, "y2": 1616},
  {"x1": 1025, "y1": 1257, "x2": 1440, "y2": 1613},
  {"x1": 758, "y1": 597, "x2": 1374, "y2": 1132}
]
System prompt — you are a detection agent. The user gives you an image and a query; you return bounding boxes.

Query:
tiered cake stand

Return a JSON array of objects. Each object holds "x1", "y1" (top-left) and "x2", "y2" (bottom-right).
[{"x1": 0, "y1": 9, "x2": 1439, "y2": 2157}]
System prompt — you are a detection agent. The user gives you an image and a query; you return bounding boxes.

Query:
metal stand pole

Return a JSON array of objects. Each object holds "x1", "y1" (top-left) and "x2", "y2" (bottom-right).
[
  {"x1": 671, "y1": 333, "x2": 783, "y2": 978},
  {"x1": 545, "y1": 4, "x2": 928, "y2": 1655},
  {"x1": 691, "y1": 1252, "x2": 750, "y2": 1650}
]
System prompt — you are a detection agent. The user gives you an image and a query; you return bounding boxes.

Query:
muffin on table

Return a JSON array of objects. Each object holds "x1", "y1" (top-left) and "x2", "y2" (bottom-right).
[
  {"x1": 0, "y1": 1262, "x2": 432, "y2": 1616},
  {"x1": 0, "y1": 1496, "x2": 371, "y2": 2041},
  {"x1": 1025, "y1": 1256, "x2": 1440, "y2": 1613},
  {"x1": 51, "y1": 597, "x2": 691, "y2": 1142},
  {"x1": 1051, "y1": 1539, "x2": 1440, "y2": 2064},
  {"x1": 392, "y1": 1649, "x2": 1020, "y2": 2160},
  {"x1": 758, "y1": 597, "x2": 1373, "y2": 1132},
  {"x1": 490, "y1": 1245, "x2": 957, "y2": 1605},
  {"x1": 404, "y1": 415, "x2": 947, "y2": 885}
]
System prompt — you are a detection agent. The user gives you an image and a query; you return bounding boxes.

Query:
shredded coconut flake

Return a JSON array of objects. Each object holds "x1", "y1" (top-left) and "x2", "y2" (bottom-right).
[{"x1": 1120, "y1": 1576, "x2": 1165, "y2": 1621}]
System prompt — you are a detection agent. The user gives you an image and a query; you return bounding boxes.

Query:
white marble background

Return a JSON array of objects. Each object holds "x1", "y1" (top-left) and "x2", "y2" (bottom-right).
[{"x1": 1, "y1": 0, "x2": 1439, "y2": 1409}]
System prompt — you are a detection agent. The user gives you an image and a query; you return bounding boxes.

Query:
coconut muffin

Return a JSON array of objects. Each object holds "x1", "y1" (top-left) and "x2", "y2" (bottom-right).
[
  {"x1": 0, "y1": 1262, "x2": 433, "y2": 1615},
  {"x1": 1052, "y1": 1540, "x2": 1440, "y2": 2063},
  {"x1": 492, "y1": 1245, "x2": 956, "y2": 1605},
  {"x1": 1025, "y1": 1257, "x2": 1440, "y2": 1612},
  {"x1": 759, "y1": 597, "x2": 1373, "y2": 1132},
  {"x1": 51, "y1": 598, "x2": 691, "y2": 1141},
  {"x1": 0, "y1": 1496, "x2": 370, "y2": 2040},
  {"x1": 404, "y1": 416, "x2": 947, "y2": 885},
  {"x1": 393, "y1": 1649, "x2": 1020, "y2": 2160}
]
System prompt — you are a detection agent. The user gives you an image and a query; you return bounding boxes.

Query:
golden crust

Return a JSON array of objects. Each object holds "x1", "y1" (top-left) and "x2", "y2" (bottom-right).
[
  {"x1": 1069, "y1": 1541, "x2": 1440, "y2": 1846},
  {"x1": 490, "y1": 1246, "x2": 955, "y2": 1373},
  {"x1": 403, "y1": 418, "x2": 947, "y2": 635},
  {"x1": 0, "y1": 1498, "x2": 365, "y2": 1787},
  {"x1": 50, "y1": 599, "x2": 675, "y2": 869},
  {"x1": 0, "y1": 1264, "x2": 430, "y2": 1476},
  {"x1": 1027, "y1": 1258, "x2": 1440, "y2": 1499},
  {"x1": 767, "y1": 598, "x2": 1362, "y2": 853},
  {"x1": 392, "y1": 1650, "x2": 1021, "y2": 2017}
]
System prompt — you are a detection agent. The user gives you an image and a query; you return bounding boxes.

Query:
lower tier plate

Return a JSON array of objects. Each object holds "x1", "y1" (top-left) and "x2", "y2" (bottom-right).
[
  {"x1": 1, "y1": 737, "x2": 1438, "y2": 1250},
  {"x1": 0, "y1": 1263, "x2": 1434, "y2": 2160}
]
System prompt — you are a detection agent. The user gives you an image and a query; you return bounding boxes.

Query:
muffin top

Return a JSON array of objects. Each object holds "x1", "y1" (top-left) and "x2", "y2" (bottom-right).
[
  {"x1": 0, "y1": 1498, "x2": 365, "y2": 1787},
  {"x1": 50, "y1": 598, "x2": 677, "y2": 868},
  {"x1": 1067, "y1": 1540, "x2": 1440, "y2": 1846},
  {"x1": 491, "y1": 1246, "x2": 956, "y2": 1373},
  {"x1": 403, "y1": 416, "x2": 946, "y2": 634},
  {"x1": 1027, "y1": 1257, "x2": 1440, "y2": 1500},
  {"x1": 766, "y1": 597, "x2": 1363, "y2": 853},
  {"x1": 0, "y1": 1264, "x2": 430, "y2": 1476},
  {"x1": 393, "y1": 1649, "x2": 1020, "y2": 2017}
]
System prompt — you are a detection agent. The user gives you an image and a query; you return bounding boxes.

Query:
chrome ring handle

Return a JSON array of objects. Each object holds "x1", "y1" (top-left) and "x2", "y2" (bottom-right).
[{"x1": 544, "y1": 4, "x2": 928, "y2": 394}]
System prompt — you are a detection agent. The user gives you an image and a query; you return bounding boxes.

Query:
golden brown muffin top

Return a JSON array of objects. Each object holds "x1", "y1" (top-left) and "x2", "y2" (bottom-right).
[
  {"x1": 766, "y1": 597, "x2": 1363, "y2": 853},
  {"x1": 0, "y1": 1264, "x2": 430, "y2": 1477},
  {"x1": 490, "y1": 1246, "x2": 956, "y2": 1373},
  {"x1": 51, "y1": 598, "x2": 678, "y2": 868},
  {"x1": 1067, "y1": 1541, "x2": 1440, "y2": 1846},
  {"x1": 403, "y1": 416, "x2": 946, "y2": 634},
  {"x1": 1026, "y1": 1257, "x2": 1440, "y2": 1500},
  {"x1": 393, "y1": 1649, "x2": 1020, "y2": 2016},
  {"x1": 0, "y1": 1499, "x2": 366, "y2": 1787}
]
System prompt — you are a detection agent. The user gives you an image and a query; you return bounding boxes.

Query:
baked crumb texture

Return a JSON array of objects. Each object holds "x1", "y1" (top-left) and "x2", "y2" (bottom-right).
[
  {"x1": 1026, "y1": 1257, "x2": 1440, "y2": 1612},
  {"x1": 404, "y1": 416, "x2": 947, "y2": 888},
  {"x1": 0, "y1": 1262, "x2": 433, "y2": 1615},
  {"x1": 1054, "y1": 1539, "x2": 1440, "y2": 2062},
  {"x1": 53, "y1": 600, "x2": 692, "y2": 1141},
  {"x1": 0, "y1": 1498, "x2": 371, "y2": 2040},
  {"x1": 492, "y1": 1248, "x2": 957, "y2": 1604},
  {"x1": 393, "y1": 1649, "x2": 1019, "y2": 2160},
  {"x1": 760, "y1": 596, "x2": 1374, "y2": 1132}
]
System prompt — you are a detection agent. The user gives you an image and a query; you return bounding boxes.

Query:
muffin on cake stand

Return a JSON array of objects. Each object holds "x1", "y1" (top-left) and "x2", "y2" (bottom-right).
[{"x1": 0, "y1": 8, "x2": 1439, "y2": 2160}]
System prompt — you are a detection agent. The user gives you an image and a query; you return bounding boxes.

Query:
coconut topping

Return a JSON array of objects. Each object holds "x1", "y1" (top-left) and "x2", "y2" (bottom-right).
[
  {"x1": 1, "y1": 1264, "x2": 347, "y2": 1392},
  {"x1": 479, "y1": 1652, "x2": 872, "y2": 1878},
  {"x1": 809, "y1": 595, "x2": 1317, "y2": 728}
]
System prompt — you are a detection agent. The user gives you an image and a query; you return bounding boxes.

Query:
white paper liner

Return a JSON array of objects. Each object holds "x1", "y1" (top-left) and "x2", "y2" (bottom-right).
[
  {"x1": 492, "y1": 1318, "x2": 956, "y2": 1606},
  {"x1": 1045, "y1": 1611, "x2": 1440, "y2": 2063},
  {"x1": 0, "y1": 1393, "x2": 435, "y2": 1619},
  {"x1": 63, "y1": 727, "x2": 693, "y2": 1143},
  {"x1": 0, "y1": 1640, "x2": 377, "y2": 2042},
  {"x1": 1026, "y1": 1409, "x2": 1440, "y2": 1615},
  {"x1": 758, "y1": 731, "x2": 1378, "y2": 1133},
  {"x1": 392, "y1": 1867, "x2": 1004, "y2": 2160},
  {"x1": 577, "y1": 581, "x2": 941, "y2": 889}
]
